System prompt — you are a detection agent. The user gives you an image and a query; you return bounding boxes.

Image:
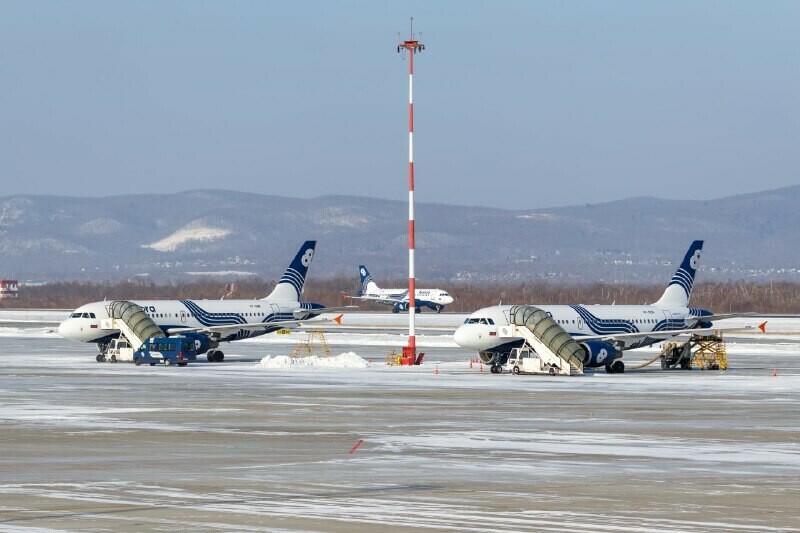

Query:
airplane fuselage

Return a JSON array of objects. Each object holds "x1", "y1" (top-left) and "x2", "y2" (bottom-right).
[
  {"x1": 58, "y1": 298, "x2": 322, "y2": 345},
  {"x1": 362, "y1": 288, "x2": 454, "y2": 312},
  {"x1": 454, "y1": 303, "x2": 712, "y2": 355}
]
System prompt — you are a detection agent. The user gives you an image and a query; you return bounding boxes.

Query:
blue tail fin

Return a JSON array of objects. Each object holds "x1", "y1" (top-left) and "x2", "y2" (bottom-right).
[
  {"x1": 654, "y1": 240, "x2": 704, "y2": 307},
  {"x1": 358, "y1": 264, "x2": 379, "y2": 295},
  {"x1": 264, "y1": 241, "x2": 316, "y2": 301}
]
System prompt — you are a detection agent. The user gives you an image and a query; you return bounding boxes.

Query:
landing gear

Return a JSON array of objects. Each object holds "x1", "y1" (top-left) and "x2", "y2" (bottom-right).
[
  {"x1": 206, "y1": 350, "x2": 225, "y2": 363},
  {"x1": 435, "y1": 305, "x2": 442, "y2": 314},
  {"x1": 490, "y1": 365, "x2": 501, "y2": 374},
  {"x1": 96, "y1": 354, "x2": 106, "y2": 363},
  {"x1": 392, "y1": 307, "x2": 400, "y2": 314},
  {"x1": 605, "y1": 360, "x2": 625, "y2": 374}
]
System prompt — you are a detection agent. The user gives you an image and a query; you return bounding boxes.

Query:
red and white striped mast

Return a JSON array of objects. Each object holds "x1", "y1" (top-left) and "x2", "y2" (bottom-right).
[{"x1": 397, "y1": 19, "x2": 424, "y2": 364}]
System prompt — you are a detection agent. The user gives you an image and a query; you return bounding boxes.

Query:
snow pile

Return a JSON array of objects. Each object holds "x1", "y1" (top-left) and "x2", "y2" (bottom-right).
[{"x1": 256, "y1": 352, "x2": 369, "y2": 369}]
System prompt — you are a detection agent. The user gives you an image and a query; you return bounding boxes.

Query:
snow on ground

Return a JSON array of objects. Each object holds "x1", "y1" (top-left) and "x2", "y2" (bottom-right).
[
  {"x1": 0, "y1": 317, "x2": 799, "y2": 530},
  {"x1": 256, "y1": 352, "x2": 369, "y2": 369},
  {"x1": 0, "y1": 326, "x2": 58, "y2": 338},
  {"x1": 0, "y1": 309, "x2": 66, "y2": 324}
]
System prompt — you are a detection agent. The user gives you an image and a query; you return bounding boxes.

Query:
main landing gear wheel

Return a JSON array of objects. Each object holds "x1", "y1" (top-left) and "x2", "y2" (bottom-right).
[
  {"x1": 207, "y1": 351, "x2": 225, "y2": 362},
  {"x1": 605, "y1": 360, "x2": 626, "y2": 374},
  {"x1": 490, "y1": 365, "x2": 501, "y2": 374},
  {"x1": 96, "y1": 354, "x2": 106, "y2": 363}
]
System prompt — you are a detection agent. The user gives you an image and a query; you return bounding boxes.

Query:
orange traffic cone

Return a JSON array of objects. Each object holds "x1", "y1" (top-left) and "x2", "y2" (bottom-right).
[{"x1": 773, "y1": 368, "x2": 777, "y2": 377}]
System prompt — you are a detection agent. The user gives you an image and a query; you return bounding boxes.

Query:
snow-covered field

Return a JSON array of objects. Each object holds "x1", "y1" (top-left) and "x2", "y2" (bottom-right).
[{"x1": 0, "y1": 309, "x2": 798, "y2": 531}]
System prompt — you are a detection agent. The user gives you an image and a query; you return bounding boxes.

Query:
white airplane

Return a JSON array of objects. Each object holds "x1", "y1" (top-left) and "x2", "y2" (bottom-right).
[
  {"x1": 59, "y1": 241, "x2": 351, "y2": 362},
  {"x1": 346, "y1": 264, "x2": 454, "y2": 313},
  {"x1": 454, "y1": 241, "x2": 761, "y2": 373}
]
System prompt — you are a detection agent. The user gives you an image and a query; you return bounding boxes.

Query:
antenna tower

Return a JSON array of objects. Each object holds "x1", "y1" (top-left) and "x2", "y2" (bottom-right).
[{"x1": 397, "y1": 18, "x2": 425, "y2": 364}]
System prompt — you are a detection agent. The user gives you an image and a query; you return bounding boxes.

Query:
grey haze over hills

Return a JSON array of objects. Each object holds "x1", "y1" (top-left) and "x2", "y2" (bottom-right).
[{"x1": 0, "y1": 186, "x2": 798, "y2": 285}]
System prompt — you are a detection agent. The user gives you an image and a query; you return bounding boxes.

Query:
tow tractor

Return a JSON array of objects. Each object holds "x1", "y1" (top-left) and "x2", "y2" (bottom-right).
[
  {"x1": 103, "y1": 337, "x2": 134, "y2": 363},
  {"x1": 503, "y1": 345, "x2": 563, "y2": 376},
  {"x1": 133, "y1": 336, "x2": 197, "y2": 367}
]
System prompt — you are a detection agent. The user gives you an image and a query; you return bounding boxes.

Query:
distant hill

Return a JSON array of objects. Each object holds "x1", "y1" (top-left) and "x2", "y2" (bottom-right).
[{"x1": 1, "y1": 186, "x2": 798, "y2": 284}]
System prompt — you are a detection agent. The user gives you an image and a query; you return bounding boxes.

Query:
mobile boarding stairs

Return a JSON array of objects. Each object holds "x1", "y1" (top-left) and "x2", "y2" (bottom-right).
[
  {"x1": 495, "y1": 305, "x2": 585, "y2": 376},
  {"x1": 98, "y1": 301, "x2": 164, "y2": 362}
]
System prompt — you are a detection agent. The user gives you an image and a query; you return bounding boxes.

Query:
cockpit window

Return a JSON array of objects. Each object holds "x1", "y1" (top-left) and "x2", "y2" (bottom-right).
[
  {"x1": 465, "y1": 318, "x2": 480, "y2": 324},
  {"x1": 89, "y1": 313, "x2": 96, "y2": 319},
  {"x1": 487, "y1": 318, "x2": 495, "y2": 325},
  {"x1": 71, "y1": 312, "x2": 82, "y2": 318},
  {"x1": 479, "y1": 318, "x2": 488, "y2": 325},
  {"x1": 81, "y1": 313, "x2": 90, "y2": 318}
]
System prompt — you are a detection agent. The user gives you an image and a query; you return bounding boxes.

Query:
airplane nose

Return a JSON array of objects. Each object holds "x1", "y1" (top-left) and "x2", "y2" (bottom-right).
[
  {"x1": 57, "y1": 321, "x2": 69, "y2": 338},
  {"x1": 453, "y1": 326, "x2": 471, "y2": 348}
]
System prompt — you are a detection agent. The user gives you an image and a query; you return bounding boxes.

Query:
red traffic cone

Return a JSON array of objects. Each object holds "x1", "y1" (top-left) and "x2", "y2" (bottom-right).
[
  {"x1": 435, "y1": 365, "x2": 439, "y2": 376},
  {"x1": 773, "y1": 368, "x2": 777, "y2": 377}
]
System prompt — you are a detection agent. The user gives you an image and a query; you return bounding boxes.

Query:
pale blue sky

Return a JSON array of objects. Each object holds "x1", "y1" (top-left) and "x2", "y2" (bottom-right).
[{"x1": 1, "y1": 1, "x2": 798, "y2": 208}]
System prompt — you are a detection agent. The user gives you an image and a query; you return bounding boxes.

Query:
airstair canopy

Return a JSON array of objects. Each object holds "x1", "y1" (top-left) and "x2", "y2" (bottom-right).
[
  {"x1": 509, "y1": 305, "x2": 585, "y2": 373},
  {"x1": 108, "y1": 301, "x2": 164, "y2": 347}
]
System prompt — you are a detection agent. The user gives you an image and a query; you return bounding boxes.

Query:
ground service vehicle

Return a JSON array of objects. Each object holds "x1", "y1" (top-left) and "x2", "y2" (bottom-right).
[
  {"x1": 133, "y1": 337, "x2": 197, "y2": 367},
  {"x1": 102, "y1": 338, "x2": 134, "y2": 363},
  {"x1": 505, "y1": 346, "x2": 559, "y2": 376}
]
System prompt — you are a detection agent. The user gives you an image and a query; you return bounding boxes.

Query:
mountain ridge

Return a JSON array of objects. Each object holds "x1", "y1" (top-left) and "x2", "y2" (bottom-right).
[{"x1": 1, "y1": 186, "x2": 798, "y2": 283}]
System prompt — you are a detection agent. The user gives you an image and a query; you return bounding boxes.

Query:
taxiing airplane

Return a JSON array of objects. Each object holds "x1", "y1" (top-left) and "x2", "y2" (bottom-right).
[
  {"x1": 345, "y1": 264, "x2": 454, "y2": 313},
  {"x1": 59, "y1": 241, "x2": 351, "y2": 362},
  {"x1": 454, "y1": 241, "x2": 759, "y2": 373}
]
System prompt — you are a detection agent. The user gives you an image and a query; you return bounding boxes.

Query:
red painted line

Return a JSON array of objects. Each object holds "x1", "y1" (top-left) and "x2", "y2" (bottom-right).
[{"x1": 348, "y1": 439, "x2": 364, "y2": 454}]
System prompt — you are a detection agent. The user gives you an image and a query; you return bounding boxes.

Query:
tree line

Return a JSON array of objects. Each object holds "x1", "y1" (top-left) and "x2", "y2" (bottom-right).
[{"x1": 3, "y1": 277, "x2": 800, "y2": 313}]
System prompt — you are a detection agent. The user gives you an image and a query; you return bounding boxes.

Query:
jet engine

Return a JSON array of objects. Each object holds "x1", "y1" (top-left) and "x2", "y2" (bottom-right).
[
  {"x1": 478, "y1": 350, "x2": 509, "y2": 366},
  {"x1": 579, "y1": 341, "x2": 621, "y2": 368},
  {"x1": 179, "y1": 332, "x2": 214, "y2": 355}
]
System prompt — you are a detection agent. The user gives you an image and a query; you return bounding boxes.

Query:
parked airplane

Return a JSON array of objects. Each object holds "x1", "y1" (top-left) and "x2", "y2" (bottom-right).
[
  {"x1": 59, "y1": 241, "x2": 351, "y2": 362},
  {"x1": 454, "y1": 241, "x2": 759, "y2": 373},
  {"x1": 345, "y1": 264, "x2": 454, "y2": 313}
]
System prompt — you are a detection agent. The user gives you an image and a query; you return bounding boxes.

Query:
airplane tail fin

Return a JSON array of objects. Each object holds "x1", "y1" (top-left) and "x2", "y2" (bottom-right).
[
  {"x1": 264, "y1": 241, "x2": 316, "y2": 301},
  {"x1": 654, "y1": 240, "x2": 704, "y2": 307},
  {"x1": 358, "y1": 265, "x2": 380, "y2": 295}
]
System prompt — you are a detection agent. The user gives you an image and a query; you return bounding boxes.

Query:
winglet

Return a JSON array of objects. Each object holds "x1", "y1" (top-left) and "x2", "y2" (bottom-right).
[
  {"x1": 758, "y1": 321, "x2": 767, "y2": 334},
  {"x1": 333, "y1": 314, "x2": 343, "y2": 325}
]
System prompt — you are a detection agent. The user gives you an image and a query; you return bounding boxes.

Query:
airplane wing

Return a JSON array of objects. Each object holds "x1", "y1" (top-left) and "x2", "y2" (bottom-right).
[
  {"x1": 692, "y1": 312, "x2": 758, "y2": 321},
  {"x1": 574, "y1": 322, "x2": 766, "y2": 343},
  {"x1": 164, "y1": 314, "x2": 343, "y2": 336},
  {"x1": 294, "y1": 305, "x2": 358, "y2": 318}
]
